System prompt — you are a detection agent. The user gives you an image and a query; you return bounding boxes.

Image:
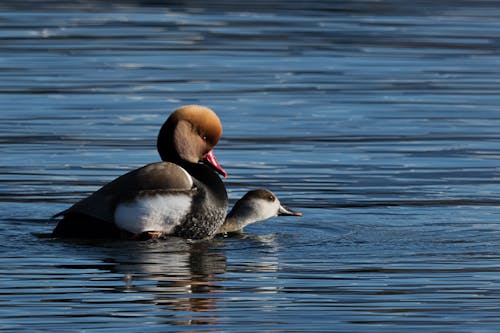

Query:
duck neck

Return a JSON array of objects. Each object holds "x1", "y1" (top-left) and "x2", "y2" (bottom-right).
[{"x1": 218, "y1": 208, "x2": 256, "y2": 234}]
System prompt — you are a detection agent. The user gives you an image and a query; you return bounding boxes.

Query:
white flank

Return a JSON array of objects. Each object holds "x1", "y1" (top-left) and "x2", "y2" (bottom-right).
[{"x1": 114, "y1": 194, "x2": 192, "y2": 234}]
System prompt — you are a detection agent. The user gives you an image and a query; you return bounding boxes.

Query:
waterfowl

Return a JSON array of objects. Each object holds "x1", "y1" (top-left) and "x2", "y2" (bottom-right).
[
  {"x1": 53, "y1": 105, "x2": 228, "y2": 239},
  {"x1": 217, "y1": 189, "x2": 302, "y2": 234}
]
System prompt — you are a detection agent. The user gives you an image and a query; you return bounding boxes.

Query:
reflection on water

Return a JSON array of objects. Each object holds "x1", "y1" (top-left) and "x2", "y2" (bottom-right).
[
  {"x1": 2, "y1": 0, "x2": 500, "y2": 332},
  {"x1": 107, "y1": 239, "x2": 227, "y2": 324},
  {"x1": 0, "y1": 233, "x2": 286, "y2": 330}
]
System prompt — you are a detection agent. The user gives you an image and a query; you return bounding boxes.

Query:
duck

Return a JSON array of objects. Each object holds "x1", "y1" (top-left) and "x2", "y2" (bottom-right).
[
  {"x1": 216, "y1": 189, "x2": 302, "y2": 234},
  {"x1": 52, "y1": 105, "x2": 228, "y2": 239}
]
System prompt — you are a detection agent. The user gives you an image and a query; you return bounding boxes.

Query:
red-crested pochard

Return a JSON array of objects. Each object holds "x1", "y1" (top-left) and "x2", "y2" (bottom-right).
[
  {"x1": 216, "y1": 189, "x2": 302, "y2": 234},
  {"x1": 53, "y1": 105, "x2": 228, "y2": 239}
]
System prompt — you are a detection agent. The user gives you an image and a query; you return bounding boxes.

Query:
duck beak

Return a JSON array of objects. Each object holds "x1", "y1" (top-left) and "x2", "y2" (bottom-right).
[
  {"x1": 278, "y1": 204, "x2": 302, "y2": 217},
  {"x1": 203, "y1": 150, "x2": 227, "y2": 178}
]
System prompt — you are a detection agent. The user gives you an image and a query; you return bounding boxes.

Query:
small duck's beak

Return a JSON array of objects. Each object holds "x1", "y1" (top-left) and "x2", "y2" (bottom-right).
[{"x1": 278, "y1": 204, "x2": 302, "y2": 217}]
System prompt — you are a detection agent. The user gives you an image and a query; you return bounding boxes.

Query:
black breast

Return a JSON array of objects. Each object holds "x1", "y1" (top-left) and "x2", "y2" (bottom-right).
[{"x1": 173, "y1": 162, "x2": 228, "y2": 239}]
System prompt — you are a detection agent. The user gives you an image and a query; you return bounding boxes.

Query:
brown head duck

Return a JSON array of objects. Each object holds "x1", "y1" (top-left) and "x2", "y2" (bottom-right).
[
  {"x1": 216, "y1": 189, "x2": 302, "y2": 234},
  {"x1": 53, "y1": 105, "x2": 228, "y2": 239}
]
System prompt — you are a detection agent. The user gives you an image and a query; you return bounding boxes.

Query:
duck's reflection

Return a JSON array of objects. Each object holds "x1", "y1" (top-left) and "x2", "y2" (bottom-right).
[
  {"x1": 61, "y1": 232, "x2": 282, "y2": 326},
  {"x1": 101, "y1": 237, "x2": 226, "y2": 324}
]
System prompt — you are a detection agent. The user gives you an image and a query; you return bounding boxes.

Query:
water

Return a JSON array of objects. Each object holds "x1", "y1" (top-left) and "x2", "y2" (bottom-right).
[{"x1": 2, "y1": 0, "x2": 500, "y2": 331}]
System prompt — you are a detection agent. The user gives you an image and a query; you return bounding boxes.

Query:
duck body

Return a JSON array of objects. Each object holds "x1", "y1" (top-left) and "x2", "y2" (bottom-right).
[{"x1": 53, "y1": 105, "x2": 228, "y2": 239}]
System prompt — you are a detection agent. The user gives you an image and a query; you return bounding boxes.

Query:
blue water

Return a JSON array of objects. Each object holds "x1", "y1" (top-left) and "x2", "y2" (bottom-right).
[{"x1": 2, "y1": 1, "x2": 500, "y2": 332}]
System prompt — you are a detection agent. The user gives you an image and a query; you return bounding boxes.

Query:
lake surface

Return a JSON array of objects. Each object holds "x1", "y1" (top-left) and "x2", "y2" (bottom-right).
[{"x1": 2, "y1": 0, "x2": 500, "y2": 331}]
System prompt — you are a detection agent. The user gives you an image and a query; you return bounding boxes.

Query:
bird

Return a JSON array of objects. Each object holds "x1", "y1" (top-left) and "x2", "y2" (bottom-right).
[
  {"x1": 52, "y1": 105, "x2": 228, "y2": 239},
  {"x1": 216, "y1": 189, "x2": 302, "y2": 234}
]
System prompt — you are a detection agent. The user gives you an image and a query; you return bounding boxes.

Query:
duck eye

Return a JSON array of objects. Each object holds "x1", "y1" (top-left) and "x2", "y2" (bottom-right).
[
  {"x1": 201, "y1": 135, "x2": 207, "y2": 141},
  {"x1": 268, "y1": 195, "x2": 275, "y2": 201}
]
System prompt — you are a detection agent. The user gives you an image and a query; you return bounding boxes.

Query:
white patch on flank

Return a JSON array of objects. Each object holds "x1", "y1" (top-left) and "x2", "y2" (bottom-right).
[{"x1": 114, "y1": 194, "x2": 192, "y2": 234}]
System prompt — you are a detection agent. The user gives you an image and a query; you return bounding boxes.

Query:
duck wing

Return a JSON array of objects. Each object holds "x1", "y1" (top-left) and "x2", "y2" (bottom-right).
[{"x1": 53, "y1": 162, "x2": 195, "y2": 224}]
